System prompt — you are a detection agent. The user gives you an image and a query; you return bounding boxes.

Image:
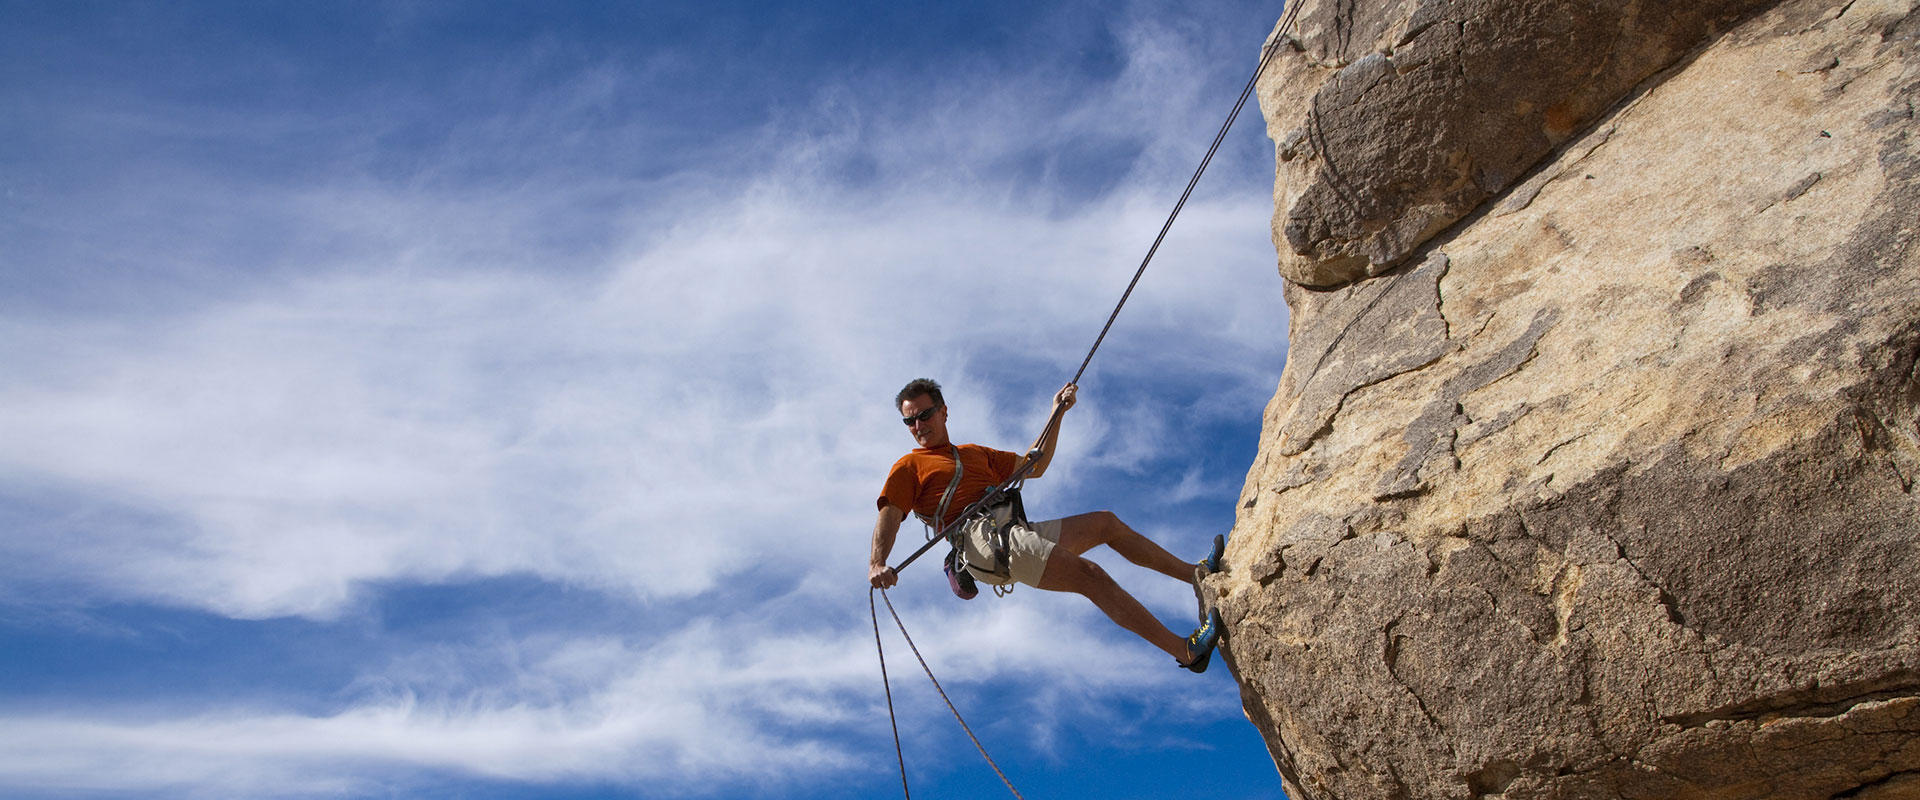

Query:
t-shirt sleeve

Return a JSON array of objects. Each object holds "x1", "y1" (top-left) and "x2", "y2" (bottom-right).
[
  {"x1": 877, "y1": 456, "x2": 920, "y2": 515},
  {"x1": 984, "y1": 446, "x2": 1019, "y2": 483}
]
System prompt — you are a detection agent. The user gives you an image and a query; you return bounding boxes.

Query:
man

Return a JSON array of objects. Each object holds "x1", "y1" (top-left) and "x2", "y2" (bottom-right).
[{"x1": 867, "y1": 378, "x2": 1224, "y2": 672}]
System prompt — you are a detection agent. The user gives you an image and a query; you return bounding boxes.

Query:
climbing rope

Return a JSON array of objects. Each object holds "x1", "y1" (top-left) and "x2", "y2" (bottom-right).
[
  {"x1": 1068, "y1": 9, "x2": 1296, "y2": 389},
  {"x1": 873, "y1": 10, "x2": 1305, "y2": 795},
  {"x1": 872, "y1": 588, "x2": 1026, "y2": 800},
  {"x1": 890, "y1": 11, "x2": 1301, "y2": 580},
  {"x1": 871, "y1": 589, "x2": 911, "y2": 799}
]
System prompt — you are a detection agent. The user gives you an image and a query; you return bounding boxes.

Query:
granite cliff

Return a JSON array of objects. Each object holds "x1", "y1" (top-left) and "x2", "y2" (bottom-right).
[{"x1": 1206, "y1": 0, "x2": 1920, "y2": 797}]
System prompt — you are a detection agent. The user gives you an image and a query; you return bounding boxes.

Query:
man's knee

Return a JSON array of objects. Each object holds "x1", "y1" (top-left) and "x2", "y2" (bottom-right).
[
  {"x1": 1040, "y1": 552, "x2": 1113, "y2": 594},
  {"x1": 1067, "y1": 510, "x2": 1122, "y2": 541}
]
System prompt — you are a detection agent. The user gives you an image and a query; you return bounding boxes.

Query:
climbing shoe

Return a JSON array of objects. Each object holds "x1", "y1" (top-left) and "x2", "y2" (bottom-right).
[
  {"x1": 1180, "y1": 608, "x2": 1223, "y2": 674},
  {"x1": 1200, "y1": 534, "x2": 1224, "y2": 575}
]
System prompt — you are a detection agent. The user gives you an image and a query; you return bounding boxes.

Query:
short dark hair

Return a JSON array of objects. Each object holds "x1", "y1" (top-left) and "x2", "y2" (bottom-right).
[{"x1": 895, "y1": 378, "x2": 943, "y2": 409}]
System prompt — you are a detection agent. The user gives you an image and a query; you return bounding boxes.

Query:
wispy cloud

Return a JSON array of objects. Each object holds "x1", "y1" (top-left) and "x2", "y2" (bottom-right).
[{"x1": 0, "y1": 599, "x2": 1234, "y2": 796}]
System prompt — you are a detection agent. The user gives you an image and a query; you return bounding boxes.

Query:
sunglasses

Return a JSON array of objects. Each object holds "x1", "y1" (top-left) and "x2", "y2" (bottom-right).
[{"x1": 901, "y1": 405, "x2": 943, "y2": 426}]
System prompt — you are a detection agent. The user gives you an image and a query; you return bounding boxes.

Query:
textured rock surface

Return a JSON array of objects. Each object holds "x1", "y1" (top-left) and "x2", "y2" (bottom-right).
[
  {"x1": 1215, "y1": 0, "x2": 1920, "y2": 797},
  {"x1": 1260, "y1": 0, "x2": 1780, "y2": 287}
]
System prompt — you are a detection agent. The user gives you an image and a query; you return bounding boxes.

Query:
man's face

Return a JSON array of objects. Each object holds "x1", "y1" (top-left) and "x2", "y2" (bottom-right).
[{"x1": 899, "y1": 393, "x2": 949, "y2": 449}]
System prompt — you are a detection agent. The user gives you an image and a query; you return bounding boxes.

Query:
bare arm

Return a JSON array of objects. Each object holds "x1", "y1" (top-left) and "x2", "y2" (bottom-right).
[
  {"x1": 1016, "y1": 383, "x2": 1076, "y2": 479},
  {"x1": 869, "y1": 504, "x2": 906, "y2": 588}
]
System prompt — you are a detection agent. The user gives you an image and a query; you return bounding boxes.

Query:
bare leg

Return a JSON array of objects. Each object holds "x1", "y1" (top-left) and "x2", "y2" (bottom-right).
[
  {"x1": 1053, "y1": 511, "x2": 1193, "y2": 584},
  {"x1": 1036, "y1": 547, "x2": 1188, "y2": 661}
]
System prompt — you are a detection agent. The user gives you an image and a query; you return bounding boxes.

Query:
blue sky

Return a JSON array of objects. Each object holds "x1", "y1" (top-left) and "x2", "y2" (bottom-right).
[{"x1": 0, "y1": 2, "x2": 1292, "y2": 797}]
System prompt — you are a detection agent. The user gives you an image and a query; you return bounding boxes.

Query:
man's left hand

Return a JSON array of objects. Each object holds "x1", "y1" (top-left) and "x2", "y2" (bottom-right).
[{"x1": 1054, "y1": 383, "x2": 1077, "y2": 411}]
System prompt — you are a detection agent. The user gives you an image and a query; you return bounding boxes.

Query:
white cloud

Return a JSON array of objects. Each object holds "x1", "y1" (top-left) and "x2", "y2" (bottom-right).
[
  {"x1": 0, "y1": 596, "x2": 1230, "y2": 796},
  {"x1": 0, "y1": 141, "x2": 1281, "y2": 623}
]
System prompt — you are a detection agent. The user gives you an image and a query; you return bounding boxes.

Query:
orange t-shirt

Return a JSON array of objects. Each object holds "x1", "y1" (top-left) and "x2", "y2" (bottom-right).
[{"x1": 878, "y1": 444, "x2": 1020, "y2": 528}]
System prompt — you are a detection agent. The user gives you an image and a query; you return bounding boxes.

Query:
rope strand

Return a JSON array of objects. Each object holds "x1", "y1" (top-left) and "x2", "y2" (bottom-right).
[
  {"x1": 1071, "y1": 16, "x2": 1294, "y2": 387},
  {"x1": 873, "y1": 588, "x2": 1025, "y2": 799},
  {"x1": 871, "y1": 590, "x2": 912, "y2": 799}
]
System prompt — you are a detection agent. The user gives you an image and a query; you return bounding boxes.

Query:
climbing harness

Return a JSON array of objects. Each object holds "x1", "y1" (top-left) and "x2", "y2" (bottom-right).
[
  {"x1": 913, "y1": 445, "x2": 1041, "y2": 600},
  {"x1": 920, "y1": 446, "x2": 981, "y2": 599},
  {"x1": 873, "y1": 9, "x2": 1303, "y2": 795},
  {"x1": 890, "y1": 438, "x2": 1054, "y2": 588}
]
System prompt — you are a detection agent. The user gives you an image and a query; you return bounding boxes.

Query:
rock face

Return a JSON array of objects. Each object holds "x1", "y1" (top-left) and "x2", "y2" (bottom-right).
[
  {"x1": 1265, "y1": 0, "x2": 1782, "y2": 287},
  {"x1": 1212, "y1": 1, "x2": 1920, "y2": 798}
]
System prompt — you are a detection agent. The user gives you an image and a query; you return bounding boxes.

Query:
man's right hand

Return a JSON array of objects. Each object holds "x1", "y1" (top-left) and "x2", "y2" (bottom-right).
[{"x1": 869, "y1": 563, "x2": 898, "y2": 589}]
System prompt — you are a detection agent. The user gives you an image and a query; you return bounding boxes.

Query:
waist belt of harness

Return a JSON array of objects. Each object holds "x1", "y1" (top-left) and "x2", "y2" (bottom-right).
[
  {"x1": 948, "y1": 488, "x2": 1027, "y2": 586},
  {"x1": 916, "y1": 447, "x2": 1030, "y2": 597}
]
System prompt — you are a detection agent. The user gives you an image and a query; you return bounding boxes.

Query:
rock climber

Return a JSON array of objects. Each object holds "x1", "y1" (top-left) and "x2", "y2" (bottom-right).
[{"x1": 867, "y1": 377, "x2": 1225, "y2": 672}]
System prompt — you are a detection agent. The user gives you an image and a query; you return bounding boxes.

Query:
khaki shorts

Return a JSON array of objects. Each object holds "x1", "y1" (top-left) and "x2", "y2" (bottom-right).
[{"x1": 957, "y1": 503, "x2": 1062, "y2": 588}]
